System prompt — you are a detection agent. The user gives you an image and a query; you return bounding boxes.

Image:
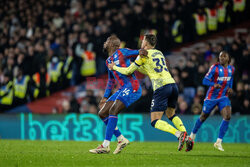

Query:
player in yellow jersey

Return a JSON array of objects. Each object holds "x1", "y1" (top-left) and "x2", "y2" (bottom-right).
[{"x1": 108, "y1": 34, "x2": 193, "y2": 151}]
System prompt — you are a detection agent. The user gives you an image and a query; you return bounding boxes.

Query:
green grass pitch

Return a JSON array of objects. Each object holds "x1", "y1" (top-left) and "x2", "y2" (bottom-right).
[{"x1": 0, "y1": 140, "x2": 249, "y2": 167}]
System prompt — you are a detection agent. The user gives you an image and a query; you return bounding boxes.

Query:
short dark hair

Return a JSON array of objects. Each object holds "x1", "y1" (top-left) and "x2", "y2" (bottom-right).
[{"x1": 144, "y1": 34, "x2": 157, "y2": 47}]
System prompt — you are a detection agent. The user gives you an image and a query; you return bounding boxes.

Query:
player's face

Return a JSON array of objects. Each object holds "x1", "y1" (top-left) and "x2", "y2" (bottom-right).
[{"x1": 219, "y1": 52, "x2": 229, "y2": 65}]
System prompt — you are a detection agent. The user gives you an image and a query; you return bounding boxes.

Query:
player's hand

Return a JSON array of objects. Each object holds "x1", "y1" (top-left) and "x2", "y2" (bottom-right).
[
  {"x1": 99, "y1": 97, "x2": 107, "y2": 109},
  {"x1": 108, "y1": 61, "x2": 115, "y2": 70},
  {"x1": 139, "y1": 49, "x2": 148, "y2": 57},
  {"x1": 214, "y1": 84, "x2": 222, "y2": 89},
  {"x1": 227, "y1": 88, "x2": 233, "y2": 96}
]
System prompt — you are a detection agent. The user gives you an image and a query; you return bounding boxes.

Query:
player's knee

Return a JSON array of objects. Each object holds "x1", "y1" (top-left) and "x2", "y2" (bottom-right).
[
  {"x1": 166, "y1": 109, "x2": 175, "y2": 119},
  {"x1": 151, "y1": 119, "x2": 159, "y2": 128},
  {"x1": 200, "y1": 115, "x2": 208, "y2": 122},
  {"x1": 224, "y1": 114, "x2": 231, "y2": 121},
  {"x1": 109, "y1": 107, "x2": 118, "y2": 116},
  {"x1": 168, "y1": 114, "x2": 176, "y2": 121},
  {"x1": 98, "y1": 111, "x2": 105, "y2": 119}
]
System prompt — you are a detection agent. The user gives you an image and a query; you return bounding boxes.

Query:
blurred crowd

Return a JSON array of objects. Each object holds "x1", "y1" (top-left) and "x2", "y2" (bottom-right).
[{"x1": 0, "y1": 0, "x2": 249, "y2": 114}]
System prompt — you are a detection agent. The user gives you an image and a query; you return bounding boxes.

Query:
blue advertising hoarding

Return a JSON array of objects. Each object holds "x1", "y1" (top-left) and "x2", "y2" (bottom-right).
[{"x1": 0, "y1": 113, "x2": 249, "y2": 143}]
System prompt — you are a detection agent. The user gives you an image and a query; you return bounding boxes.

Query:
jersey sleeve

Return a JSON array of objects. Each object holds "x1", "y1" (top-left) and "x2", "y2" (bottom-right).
[
  {"x1": 134, "y1": 55, "x2": 146, "y2": 66},
  {"x1": 113, "y1": 63, "x2": 139, "y2": 75},
  {"x1": 202, "y1": 77, "x2": 215, "y2": 86},
  {"x1": 205, "y1": 65, "x2": 216, "y2": 81},
  {"x1": 137, "y1": 66, "x2": 147, "y2": 75},
  {"x1": 103, "y1": 70, "x2": 115, "y2": 98},
  {"x1": 120, "y1": 48, "x2": 139, "y2": 58}
]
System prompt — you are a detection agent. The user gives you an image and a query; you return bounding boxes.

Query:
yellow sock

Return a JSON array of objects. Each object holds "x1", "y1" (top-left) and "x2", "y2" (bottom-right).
[
  {"x1": 172, "y1": 116, "x2": 186, "y2": 132},
  {"x1": 155, "y1": 120, "x2": 178, "y2": 136}
]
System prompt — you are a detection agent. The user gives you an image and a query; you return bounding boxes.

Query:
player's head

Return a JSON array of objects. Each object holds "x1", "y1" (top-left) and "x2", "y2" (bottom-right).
[
  {"x1": 103, "y1": 35, "x2": 120, "y2": 54},
  {"x1": 142, "y1": 34, "x2": 157, "y2": 49},
  {"x1": 218, "y1": 51, "x2": 231, "y2": 66}
]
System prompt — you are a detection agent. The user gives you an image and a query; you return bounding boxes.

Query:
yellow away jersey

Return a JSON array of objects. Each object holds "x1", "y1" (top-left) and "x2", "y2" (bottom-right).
[{"x1": 135, "y1": 49, "x2": 175, "y2": 91}]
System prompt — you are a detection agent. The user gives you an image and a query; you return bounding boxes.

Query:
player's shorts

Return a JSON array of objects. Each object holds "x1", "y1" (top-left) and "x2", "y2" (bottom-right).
[
  {"x1": 202, "y1": 97, "x2": 231, "y2": 114},
  {"x1": 106, "y1": 86, "x2": 142, "y2": 108},
  {"x1": 151, "y1": 83, "x2": 178, "y2": 112}
]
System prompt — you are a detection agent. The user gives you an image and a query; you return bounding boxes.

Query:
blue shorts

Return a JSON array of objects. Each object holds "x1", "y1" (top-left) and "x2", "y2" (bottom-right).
[
  {"x1": 106, "y1": 86, "x2": 142, "y2": 108},
  {"x1": 202, "y1": 97, "x2": 231, "y2": 114},
  {"x1": 151, "y1": 83, "x2": 178, "y2": 112}
]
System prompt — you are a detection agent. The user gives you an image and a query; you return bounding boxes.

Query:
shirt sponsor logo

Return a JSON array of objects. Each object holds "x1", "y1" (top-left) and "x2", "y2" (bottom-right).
[{"x1": 217, "y1": 77, "x2": 231, "y2": 81}]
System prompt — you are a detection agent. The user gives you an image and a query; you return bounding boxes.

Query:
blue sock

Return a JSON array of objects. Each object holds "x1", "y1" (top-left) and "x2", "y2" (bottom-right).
[
  {"x1": 218, "y1": 120, "x2": 229, "y2": 139},
  {"x1": 192, "y1": 118, "x2": 204, "y2": 134},
  {"x1": 102, "y1": 117, "x2": 121, "y2": 138},
  {"x1": 105, "y1": 115, "x2": 118, "y2": 141}
]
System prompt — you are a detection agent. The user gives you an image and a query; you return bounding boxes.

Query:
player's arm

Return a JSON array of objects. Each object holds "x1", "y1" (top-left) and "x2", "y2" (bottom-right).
[
  {"x1": 202, "y1": 77, "x2": 215, "y2": 86},
  {"x1": 137, "y1": 66, "x2": 147, "y2": 75},
  {"x1": 203, "y1": 65, "x2": 221, "y2": 88},
  {"x1": 113, "y1": 63, "x2": 139, "y2": 75},
  {"x1": 122, "y1": 48, "x2": 148, "y2": 58},
  {"x1": 101, "y1": 70, "x2": 115, "y2": 108},
  {"x1": 109, "y1": 55, "x2": 146, "y2": 75}
]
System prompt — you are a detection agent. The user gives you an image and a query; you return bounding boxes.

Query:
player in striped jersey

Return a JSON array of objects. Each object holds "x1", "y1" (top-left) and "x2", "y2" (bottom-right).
[
  {"x1": 89, "y1": 35, "x2": 147, "y2": 154},
  {"x1": 190, "y1": 51, "x2": 234, "y2": 151}
]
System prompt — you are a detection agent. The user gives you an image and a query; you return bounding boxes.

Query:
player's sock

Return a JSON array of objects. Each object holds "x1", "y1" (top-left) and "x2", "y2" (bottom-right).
[
  {"x1": 151, "y1": 119, "x2": 179, "y2": 137},
  {"x1": 192, "y1": 118, "x2": 204, "y2": 134},
  {"x1": 102, "y1": 117, "x2": 122, "y2": 138},
  {"x1": 190, "y1": 132, "x2": 196, "y2": 140},
  {"x1": 216, "y1": 138, "x2": 222, "y2": 143},
  {"x1": 117, "y1": 134, "x2": 125, "y2": 141},
  {"x1": 103, "y1": 115, "x2": 118, "y2": 146},
  {"x1": 102, "y1": 140, "x2": 110, "y2": 147},
  {"x1": 218, "y1": 119, "x2": 229, "y2": 140},
  {"x1": 169, "y1": 114, "x2": 186, "y2": 132}
]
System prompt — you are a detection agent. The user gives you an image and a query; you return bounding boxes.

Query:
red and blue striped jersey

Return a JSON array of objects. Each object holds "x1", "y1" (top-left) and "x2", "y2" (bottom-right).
[
  {"x1": 204, "y1": 63, "x2": 235, "y2": 100},
  {"x1": 104, "y1": 48, "x2": 140, "y2": 98}
]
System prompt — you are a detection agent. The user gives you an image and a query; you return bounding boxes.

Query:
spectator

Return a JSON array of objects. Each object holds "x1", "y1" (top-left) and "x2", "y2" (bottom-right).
[
  {"x1": 69, "y1": 94, "x2": 80, "y2": 113},
  {"x1": 32, "y1": 65, "x2": 50, "y2": 99},
  {"x1": 241, "y1": 98, "x2": 250, "y2": 115},
  {"x1": 181, "y1": 60, "x2": 197, "y2": 105},
  {"x1": 191, "y1": 96, "x2": 202, "y2": 115}
]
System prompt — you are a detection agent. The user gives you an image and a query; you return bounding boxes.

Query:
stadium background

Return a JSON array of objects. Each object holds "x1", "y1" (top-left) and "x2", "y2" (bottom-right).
[{"x1": 0, "y1": 0, "x2": 250, "y2": 143}]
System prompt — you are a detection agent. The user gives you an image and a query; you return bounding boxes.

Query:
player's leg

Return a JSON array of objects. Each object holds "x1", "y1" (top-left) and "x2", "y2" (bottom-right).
[
  {"x1": 190, "y1": 111, "x2": 209, "y2": 140},
  {"x1": 165, "y1": 107, "x2": 194, "y2": 151},
  {"x1": 105, "y1": 86, "x2": 142, "y2": 154},
  {"x1": 151, "y1": 111, "x2": 187, "y2": 151},
  {"x1": 89, "y1": 100, "x2": 125, "y2": 154},
  {"x1": 214, "y1": 98, "x2": 231, "y2": 151},
  {"x1": 190, "y1": 100, "x2": 216, "y2": 140},
  {"x1": 98, "y1": 101, "x2": 123, "y2": 140},
  {"x1": 166, "y1": 107, "x2": 186, "y2": 132},
  {"x1": 166, "y1": 84, "x2": 186, "y2": 132},
  {"x1": 102, "y1": 100, "x2": 126, "y2": 148},
  {"x1": 150, "y1": 85, "x2": 181, "y2": 138},
  {"x1": 165, "y1": 84, "x2": 193, "y2": 151},
  {"x1": 151, "y1": 111, "x2": 180, "y2": 137},
  {"x1": 89, "y1": 91, "x2": 124, "y2": 154}
]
